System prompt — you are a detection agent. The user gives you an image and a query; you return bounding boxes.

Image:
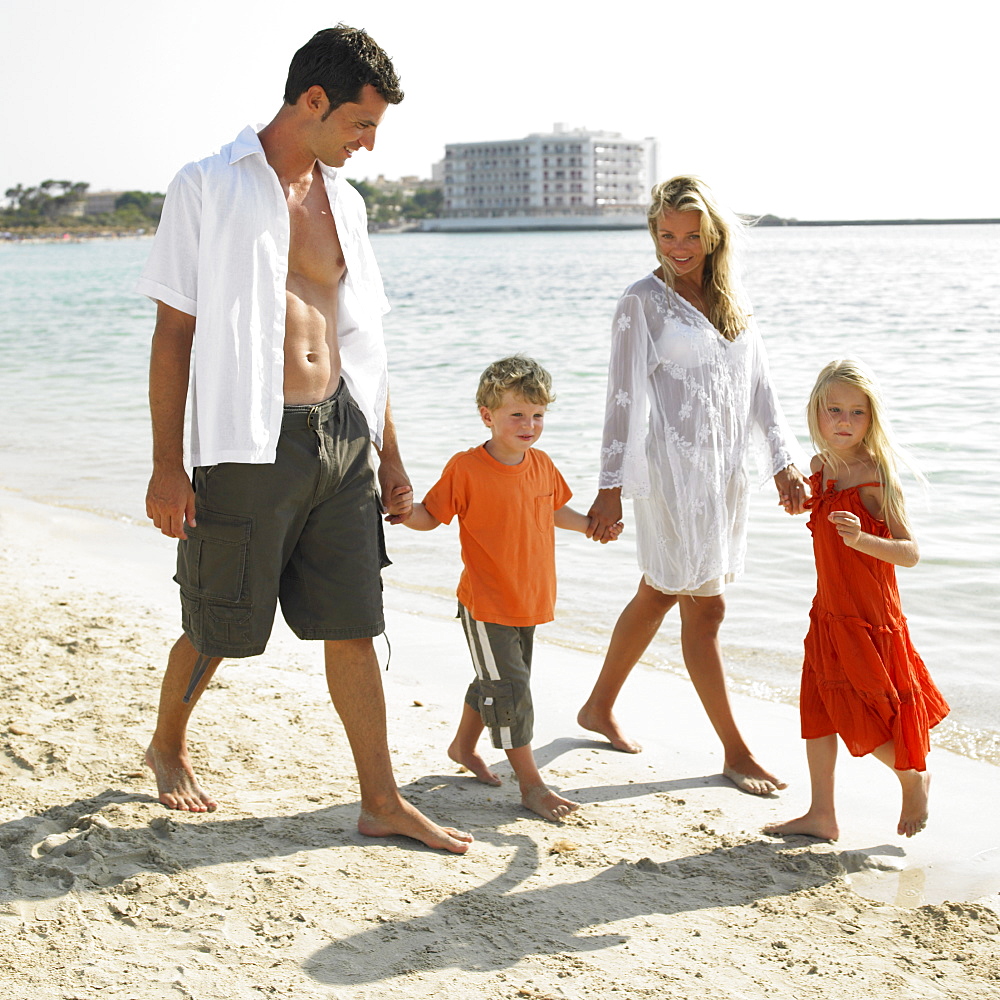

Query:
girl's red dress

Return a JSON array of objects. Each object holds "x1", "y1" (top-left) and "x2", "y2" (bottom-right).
[{"x1": 801, "y1": 470, "x2": 949, "y2": 770}]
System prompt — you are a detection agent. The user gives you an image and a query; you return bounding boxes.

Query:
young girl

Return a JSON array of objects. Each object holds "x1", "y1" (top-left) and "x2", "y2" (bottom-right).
[{"x1": 766, "y1": 359, "x2": 948, "y2": 840}]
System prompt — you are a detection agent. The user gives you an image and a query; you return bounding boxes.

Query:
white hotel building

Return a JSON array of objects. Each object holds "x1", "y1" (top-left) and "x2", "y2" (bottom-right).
[{"x1": 423, "y1": 124, "x2": 658, "y2": 231}]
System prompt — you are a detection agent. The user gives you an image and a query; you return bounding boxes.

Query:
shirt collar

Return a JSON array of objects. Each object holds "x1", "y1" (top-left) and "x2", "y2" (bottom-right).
[
  {"x1": 228, "y1": 125, "x2": 344, "y2": 187},
  {"x1": 229, "y1": 125, "x2": 266, "y2": 164}
]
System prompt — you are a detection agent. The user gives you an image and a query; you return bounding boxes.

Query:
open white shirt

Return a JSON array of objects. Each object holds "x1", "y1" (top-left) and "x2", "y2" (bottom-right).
[{"x1": 136, "y1": 125, "x2": 390, "y2": 467}]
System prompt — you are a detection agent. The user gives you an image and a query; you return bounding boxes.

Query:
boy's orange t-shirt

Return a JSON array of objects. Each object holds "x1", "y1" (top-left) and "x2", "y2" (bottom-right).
[{"x1": 422, "y1": 444, "x2": 572, "y2": 627}]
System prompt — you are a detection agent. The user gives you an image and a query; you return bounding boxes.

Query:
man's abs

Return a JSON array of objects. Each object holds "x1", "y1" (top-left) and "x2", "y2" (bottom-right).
[
  {"x1": 283, "y1": 167, "x2": 348, "y2": 406},
  {"x1": 283, "y1": 276, "x2": 344, "y2": 404}
]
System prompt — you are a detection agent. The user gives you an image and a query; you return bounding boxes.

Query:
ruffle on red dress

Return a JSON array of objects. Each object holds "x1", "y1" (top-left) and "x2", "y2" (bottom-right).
[{"x1": 800, "y1": 471, "x2": 948, "y2": 771}]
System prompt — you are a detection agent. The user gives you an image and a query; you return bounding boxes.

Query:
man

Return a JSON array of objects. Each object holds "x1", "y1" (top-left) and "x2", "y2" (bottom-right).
[{"x1": 137, "y1": 26, "x2": 471, "y2": 854}]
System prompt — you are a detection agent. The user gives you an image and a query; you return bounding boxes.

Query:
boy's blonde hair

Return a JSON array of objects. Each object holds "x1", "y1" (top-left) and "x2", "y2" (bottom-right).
[
  {"x1": 476, "y1": 355, "x2": 555, "y2": 410},
  {"x1": 647, "y1": 175, "x2": 751, "y2": 342},
  {"x1": 807, "y1": 359, "x2": 922, "y2": 532}
]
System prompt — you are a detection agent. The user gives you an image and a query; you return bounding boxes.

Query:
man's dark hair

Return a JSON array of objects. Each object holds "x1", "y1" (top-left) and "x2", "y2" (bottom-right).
[{"x1": 283, "y1": 25, "x2": 404, "y2": 113}]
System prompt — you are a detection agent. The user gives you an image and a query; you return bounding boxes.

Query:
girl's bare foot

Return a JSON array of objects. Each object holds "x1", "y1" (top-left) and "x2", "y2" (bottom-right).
[
  {"x1": 521, "y1": 784, "x2": 579, "y2": 822},
  {"x1": 898, "y1": 771, "x2": 931, "y2": 838},
  {"x1": 763, "y1": 810, "x2": 839, "y2": 841},
  {"x1": 448, "y1": 740, "x2": 502, "y2": 786},
  {"x1": 145, "y1": 744, "x2": 218, "y2": 812},
  {"x1": 576, "y1": 706, "x2": 642, "y2": 753},
  {"x1": 723, "y1": 752, "x2": 786, "y2": 795}
]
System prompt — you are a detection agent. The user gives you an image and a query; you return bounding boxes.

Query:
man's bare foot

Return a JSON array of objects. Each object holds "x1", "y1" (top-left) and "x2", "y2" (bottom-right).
[
  {"x1": 448, "y1": 741, "x2": 502, "y2": 786},
  {"x1": 763, "y1": 810, "x2": 839, "y2": 841},
  {"x1": 576, "y1": 706, "x2": 642, "y2": 753},
  {"x1": 898, "y1": 771, "x2": 930, "y2": 838},
  {"x1": 358, "y1": 797, "x2": 473, "y2": 854},
  {"x1": 521, "y1": 784, "x2": 580, "y2": 822},
  {"x1": 145, "y1": 744, "x2": 218, "y2": 812},
  {"x1": 723, "y1": 753, "x2": 786, "y2": 796}
]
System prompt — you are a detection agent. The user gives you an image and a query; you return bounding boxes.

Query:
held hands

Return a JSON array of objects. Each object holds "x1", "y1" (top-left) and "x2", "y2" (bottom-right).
[
  {"x1": 602, "y1": 520, "x2": 625, "y2": 543},
  {"x1": 383, "y1": 484, "x2": 414, "y2": 524},
  {"x1": 829, "y1": 509, "x2": 864, "y2": 548},
  {"x1": 586, "y1": 488, "x2": 624, "y2": 543},
  {"x1": 146, "y1": 466, "x2": 196, "y2": 540},
  {"x1": 774, "y1": 464, "x2": 808, "y2": 515}
]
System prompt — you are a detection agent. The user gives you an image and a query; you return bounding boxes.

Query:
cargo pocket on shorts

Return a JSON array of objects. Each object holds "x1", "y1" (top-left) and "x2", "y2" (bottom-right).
[
  {"x1": 175, "y1": 508, "x2": 252, "y2": 602},
  {"x1": 478, "y1": 678, "x2": 517, "y2": 728}
]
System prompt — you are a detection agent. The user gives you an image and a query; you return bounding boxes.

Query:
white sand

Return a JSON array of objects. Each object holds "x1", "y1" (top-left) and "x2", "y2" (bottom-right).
[{"x1": 1, "y1": 491, "x2": 999, "y2": 999}]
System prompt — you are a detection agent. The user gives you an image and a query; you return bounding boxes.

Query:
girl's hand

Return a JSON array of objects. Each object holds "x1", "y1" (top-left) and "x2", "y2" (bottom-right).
[{"x1": 829, "y1": 509, "x2": 863, "y2": 548}]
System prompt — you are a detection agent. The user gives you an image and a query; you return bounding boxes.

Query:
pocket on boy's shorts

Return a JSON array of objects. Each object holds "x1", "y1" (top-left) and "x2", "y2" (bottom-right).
[
  {"x1": 478, "y1": 678, "x2": 517, "y2": 728},
  {"x1": 533, "y1": 494, "x2": 555, "y2": 532}
]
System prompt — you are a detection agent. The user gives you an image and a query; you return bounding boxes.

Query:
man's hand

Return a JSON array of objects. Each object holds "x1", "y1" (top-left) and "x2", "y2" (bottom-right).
[
  {"x1": 384, "y1": 484, "x2": 414, "y2": 524},
  {"x1": 146, "y1": 465, "x2": 196, "y2": 539},
  {"x1": 587, "y1": 488, "x2": 624, "y2": 542},
  {"x1": 378, "y1": 460, "x2": 413, "y2": 525}
]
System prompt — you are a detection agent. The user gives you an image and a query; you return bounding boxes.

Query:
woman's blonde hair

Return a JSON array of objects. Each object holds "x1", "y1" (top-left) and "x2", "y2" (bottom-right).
[
  {"x1": 647, "y1": 175, "x2": 750, "y2": 341},
  {"x1": 807, "y1": 359, "x2": 922, "y2": 531}
]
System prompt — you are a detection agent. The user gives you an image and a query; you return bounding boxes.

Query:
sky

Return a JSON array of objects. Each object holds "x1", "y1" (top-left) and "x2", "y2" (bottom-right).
[{"x1": 2, "y1": 1, "x2": 994, "y2": 221}]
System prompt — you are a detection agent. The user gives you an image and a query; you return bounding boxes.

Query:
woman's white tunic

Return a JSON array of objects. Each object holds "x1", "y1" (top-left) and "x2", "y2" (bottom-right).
[{"x1": 599, "y1": 273, "x2": 801, "y2": 593}]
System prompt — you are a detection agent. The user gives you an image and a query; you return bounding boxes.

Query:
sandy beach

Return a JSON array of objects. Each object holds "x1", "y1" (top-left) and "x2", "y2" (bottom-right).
[{"x1": 1, "y1": 491, "x2": 998, "y2": 999}]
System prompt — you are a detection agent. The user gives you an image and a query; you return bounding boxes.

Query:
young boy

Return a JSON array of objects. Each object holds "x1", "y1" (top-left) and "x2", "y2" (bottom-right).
[{"x1": 396, "y1": 356, "x2": 621, "y2": 821}]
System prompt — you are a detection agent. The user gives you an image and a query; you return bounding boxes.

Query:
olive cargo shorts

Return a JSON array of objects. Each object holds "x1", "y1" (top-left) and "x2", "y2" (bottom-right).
[
  {"x1": 458, "y1": 603, "x2": 535, "y2": 750},
  {"x1": 175, "y1": 381, "x2": 389, "y2": 658}
]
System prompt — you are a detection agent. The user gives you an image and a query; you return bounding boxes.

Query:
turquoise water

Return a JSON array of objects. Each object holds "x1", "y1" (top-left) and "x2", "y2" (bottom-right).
[{"x1": 1, "y1": 226, "x2": 997, "y2": 760}]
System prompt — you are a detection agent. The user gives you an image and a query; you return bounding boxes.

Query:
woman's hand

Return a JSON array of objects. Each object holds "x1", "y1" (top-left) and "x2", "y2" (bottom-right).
[
  {"x1": 587, "y1": 488, "x2": 624, "y2": 542},
  {"x1": 774, "y1": 464, "x2": 808, "y2": 515}
]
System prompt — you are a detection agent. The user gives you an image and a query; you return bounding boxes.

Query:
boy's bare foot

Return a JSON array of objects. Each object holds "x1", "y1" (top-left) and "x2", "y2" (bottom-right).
[
  {"x1": 145, "y1": 744, "x2": 218, "y2": 812},
  {"x1": 358, "y1": 798, "x2": 473, "y2": 854},
  {"x1": 897, "y1": 771, "x2": 930, "y2": 838},
  {"x1": 723, "y1": 753, "x2": 786, "y2": 795},
  {"x1": 521, "y1": 784, "x2": 580, "y2": 822},
  {"x1": 576, "y1": 707, "x2": 642, "y2": 753},
  {"x1": 763, "y1": 810, "x2": 839, "y2": 841},
  {"x1": 448, "y1": 741, "x2": 502, "y2": 786}
]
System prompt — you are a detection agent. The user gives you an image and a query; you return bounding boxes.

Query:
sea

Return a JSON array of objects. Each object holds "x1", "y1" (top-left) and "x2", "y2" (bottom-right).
[{"x1": 1, "y1": 225, "x2": 997, "y2": 763}]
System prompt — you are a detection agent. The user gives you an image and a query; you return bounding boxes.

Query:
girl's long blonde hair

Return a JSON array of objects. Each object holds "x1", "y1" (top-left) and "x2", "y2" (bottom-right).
[
  {"x1": 807, "y1": 359, "x2": 922, "y2": 532},
  {"x1": 646, "y1": 175, "x2": 751, "y2": 341}
]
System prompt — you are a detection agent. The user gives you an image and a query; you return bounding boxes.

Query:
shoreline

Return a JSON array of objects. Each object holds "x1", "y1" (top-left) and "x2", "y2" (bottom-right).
[{"x1": 2, "y1": 491, "x2": 999, "y2": 997}]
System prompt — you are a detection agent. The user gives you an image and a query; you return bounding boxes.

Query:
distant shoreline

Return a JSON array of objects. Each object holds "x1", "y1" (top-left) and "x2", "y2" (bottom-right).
[
  {"x1": 2, "y1": 218, "x2": 997, "y2": 243},
  {"x1": 754, "y1": 216, "x2": 1000, "y2": 227}
]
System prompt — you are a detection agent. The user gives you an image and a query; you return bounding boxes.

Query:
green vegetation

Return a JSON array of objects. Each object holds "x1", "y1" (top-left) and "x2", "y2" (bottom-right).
[
  {"x1": 1, "y1": 180, "x2": 164, "y2": 232},
  {"x1": 348, "y1": 179, "x2": 442, "y2": 227},
  {"x1": 1, "y1": 176, "x2": 441, "y2": 235}
]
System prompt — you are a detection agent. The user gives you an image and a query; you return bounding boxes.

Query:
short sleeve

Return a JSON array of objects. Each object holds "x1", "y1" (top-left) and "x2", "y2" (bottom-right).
[
  {"x1": 135, "y1": 165, "x2": 202, "y2": 316},
  {"x1": 422, "y1": 453, "x2": 466, "y2": 525}
]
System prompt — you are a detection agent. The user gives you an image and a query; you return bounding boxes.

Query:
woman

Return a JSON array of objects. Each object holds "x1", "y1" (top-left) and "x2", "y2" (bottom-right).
[{"x1": 582, "y1": 176, "x2": 806, "y2": 795}]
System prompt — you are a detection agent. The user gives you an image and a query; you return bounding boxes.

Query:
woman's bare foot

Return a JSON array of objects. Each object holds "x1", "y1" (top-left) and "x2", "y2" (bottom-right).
[
  {"x1": 448, "y1": 740, "x2": 502, "y2": 786},
  {"x1": 897, "y1": 771, "x2": 931, "y2": 838},
  {"x1": 723, "y1": 753, "x2": 786, "y2": 795},
  {"x1": 358, "y1": 798, "x2": 474, "y2": 854},
  {"x1": 763, "y1": 810, "x2": 839, "y2": 841},
  {"x1": 521, "y1": 784, "x2": 580, "y2": 822},
  {"x1": 576, "y1": 706, "x2": 642, "y2": 753},
  {"x1": 145, "y1": 744, "x2": 218, "y2": 812}
]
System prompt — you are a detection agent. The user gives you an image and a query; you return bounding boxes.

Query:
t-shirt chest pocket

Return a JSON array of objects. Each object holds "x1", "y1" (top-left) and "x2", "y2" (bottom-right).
[{"x1": 534, "y1": 494, "x2": 554, "y2": 532}]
